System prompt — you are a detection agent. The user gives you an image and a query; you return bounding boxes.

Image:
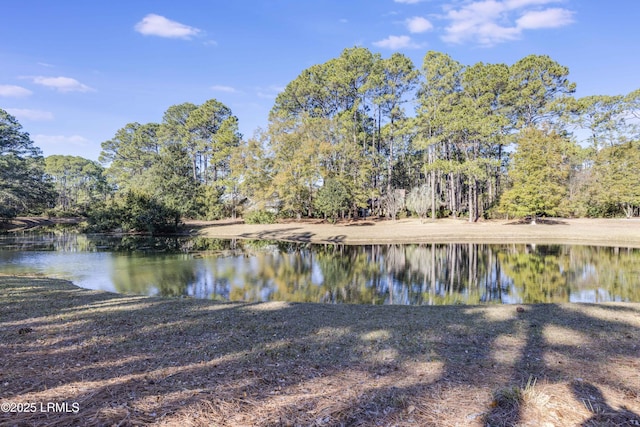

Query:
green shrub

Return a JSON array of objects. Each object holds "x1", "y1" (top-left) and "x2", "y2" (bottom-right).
[
  {"x1": 87, "y1": 191, "x2": 181, "y2": 234},
  {"x1": 44, "y1": 208, "x2": 85, "y2": 218},
  {"x1": 243, "y1": 210, "x2": 277, "y2": 224},
  {"x1": 0, "y1": 206, "x2": 17, "y2": 220}
]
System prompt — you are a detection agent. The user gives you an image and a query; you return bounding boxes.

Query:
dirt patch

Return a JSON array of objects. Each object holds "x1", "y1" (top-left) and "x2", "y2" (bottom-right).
[
  {"x1": 195, "y1": 217, "x2": 640, "y2": 247},
  {"x1": 1, "y1": 276, "x2": 639, "y2": 426}
]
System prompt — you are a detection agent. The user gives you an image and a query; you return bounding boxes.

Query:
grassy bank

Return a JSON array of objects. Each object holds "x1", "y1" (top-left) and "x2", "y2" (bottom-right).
[{"x1": 1, "y1": 276, "x2": 639, "y2": 426}]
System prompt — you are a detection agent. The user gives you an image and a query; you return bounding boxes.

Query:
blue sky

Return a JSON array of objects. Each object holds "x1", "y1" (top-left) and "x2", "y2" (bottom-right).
[{"x1": 1, "y1": 0, "x2": 638, "y2": 161}]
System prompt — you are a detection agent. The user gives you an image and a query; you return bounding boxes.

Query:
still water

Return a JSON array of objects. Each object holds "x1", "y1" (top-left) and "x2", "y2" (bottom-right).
[{"x1": 1, "y1": 232, "x2": 639, "y2": 305}]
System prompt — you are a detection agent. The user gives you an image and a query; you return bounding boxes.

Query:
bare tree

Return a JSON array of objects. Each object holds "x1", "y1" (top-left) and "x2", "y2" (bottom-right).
[
  {"x1": 406, "y1": 183, "x2": 439, "y2": 221},
  {"x1": 383, "y1": 189, "x2": 406, "y2": 220}
]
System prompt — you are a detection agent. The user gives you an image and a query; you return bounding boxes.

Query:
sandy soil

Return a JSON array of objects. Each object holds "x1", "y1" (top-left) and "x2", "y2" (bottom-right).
[{"x1": 194, "y1": 217, "x2": 640, "y2": 247}]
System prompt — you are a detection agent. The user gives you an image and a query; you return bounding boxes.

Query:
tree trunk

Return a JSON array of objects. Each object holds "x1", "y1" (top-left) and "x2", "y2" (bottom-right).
[
  {"x1": 431, "y1": 169, "x2": 436, "y2": 220},
  {"x1": 468, "y1": 178, "x2": 474, "y2": 223}
]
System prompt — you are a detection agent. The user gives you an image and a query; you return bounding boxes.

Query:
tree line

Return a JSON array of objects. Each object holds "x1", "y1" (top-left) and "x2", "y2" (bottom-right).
[{"x1": 1, "y1": 48, "x2": 639, "y2": 231}]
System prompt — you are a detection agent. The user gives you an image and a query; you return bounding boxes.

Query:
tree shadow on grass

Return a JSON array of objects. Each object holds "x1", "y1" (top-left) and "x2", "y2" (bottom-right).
[
  {"x1": 482, "y1": 304, "x2": 640, "y2": 426},
  {"x1": 505, "y1": 217, "x2": 569, "y2": 226},
  {"x1": 571, "y1": 380, "x2": 640, "y2": 426},
  {"x1": 1, "y1": 277, "x2": 639, "y2": 426},
  {"x1": 239, "y1": 228, "x2": 315, "y2": 243}
]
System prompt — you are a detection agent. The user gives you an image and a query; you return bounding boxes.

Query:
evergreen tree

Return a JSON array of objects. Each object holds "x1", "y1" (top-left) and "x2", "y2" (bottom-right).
[
  {"x1": 499, "y1": 128, "x2": 576, "y2": 221},
  {"x1": 0, "y1": 109, "x2": 54, "y2": 217}
]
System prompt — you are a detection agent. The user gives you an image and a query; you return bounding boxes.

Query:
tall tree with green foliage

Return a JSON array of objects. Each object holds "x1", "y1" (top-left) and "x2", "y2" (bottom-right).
[
  {"x1": 228, "y1": 131, "x2": 273, "y2": 212},
  {"x1": 100, "y1": 99, "x2": 240, "y2": 221},
  {"x1": 416, "y1": 51, "x2": 464, "y2": 219},
  {"x1": 499, "y1": 128, "x2": 576, "y2": 221},
  {"x1": 314, "y1": 177, "x2": 350, "y2": 222},
  {"x1": 573, "y1": 95, "x2": 626, "y2": 149},
  {"x1": 99, "y1": 122, "x2": 161, "y2": 191},
  {"x1": 268, "y1": 115, "x2": 330, "y2": 218},
  {"x1": 505, "y1": 54, "x2": 576, "y2": 129},
  {"x1": 159, "y1": 102, "x2": 198, "y2": 177},
  {"x1": 146, "y1": 144, "x2": 201, "y2": 218},
  {"x1": 590, "y1": 141, "x2": 640, "y2": 217},
  {"x1": 0, "y1": 109, "x2": 54, "y2": 217},
  {"x1": 44, "y1": 155, "x2": 107, "y2": 212},
  {"x1": 371, "y1": 52, "x2": 420, "y2": 192},
  {"x1": 185, "y1": 99, "x2": 241, "y2": 184},
  {"x1": 457, "y1": 61, "x2": 509, "y2": 221}
]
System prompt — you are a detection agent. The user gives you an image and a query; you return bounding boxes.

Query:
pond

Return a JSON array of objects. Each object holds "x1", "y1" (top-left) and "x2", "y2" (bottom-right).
[{"x1": 1, "y1": 232, "x2": 639, "y2": 305}]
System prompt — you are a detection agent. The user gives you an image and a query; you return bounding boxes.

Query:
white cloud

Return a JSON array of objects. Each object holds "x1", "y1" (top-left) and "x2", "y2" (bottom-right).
[
  {"x1": 516, "y1": 8, "x2": 574, "y2": 29},
  {"x1": 441, "y1": 0, "x2": 575, "y2": 46},
  {"x1": 135, "y1": 14, "x2": 201, "y2": 39},
  {"x1": 5, "y1": 108, "x2": 54, "y2": 121},
  {"x1": 30, "y1": 76, "x2": 93, "y2": 93},
  {"x1": 373, "y1": 35, "x2": 421, "y2": 49},
  {"x1": 33, "y1": 134, "x2": 89, "y2": 146},
  {"x1": 211, "y1": 85, "x2": 237, "y2": 93},
  {"x1": 0, "y1": 85, "x2": 32, "y2": 97},
  {"x1": 406, "y1": 16, "x2": 434, "y2": 33}
]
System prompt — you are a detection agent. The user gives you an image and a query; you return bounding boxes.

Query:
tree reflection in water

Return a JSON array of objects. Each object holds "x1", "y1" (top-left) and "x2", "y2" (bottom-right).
[
  {"x1": 2, "y1": 233, "x2": 639, "y2": 304},
  {"x1": 107, "y1": 240, "x2": 640, "y2": 305}
]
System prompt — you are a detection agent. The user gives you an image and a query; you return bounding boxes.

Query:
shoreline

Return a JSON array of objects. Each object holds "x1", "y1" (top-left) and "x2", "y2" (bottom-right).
[{"x1": 3, "y1": 216, "x2": 640, "y2": 248}]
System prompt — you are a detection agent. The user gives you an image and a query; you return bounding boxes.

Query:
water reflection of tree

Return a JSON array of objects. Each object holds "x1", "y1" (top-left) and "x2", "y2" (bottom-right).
[
  {"x1": 273, "y1": 243, "x2": 514, "y2": 306},
  {"x1": 499, "y1": 245, "x2": 570, "y2": 303},
  {"x1": 110, "y1": 254, "x2": 197, "y2": 297},
  {"x1": 3, "y1": 231, "x2": 95, "y2": 252},
  {"x1": 498, "y1": 244, "x2": 640, "y2": 303},
  {"x1": 316, "y1": 245, "x2": 383, "y2": 304},
  {"x1": 269, "y1": 248, "x2": 315, "y2": 302},
  {"x1": 107, "y1": 241, "x2": 640, "y2": 304},
  {"x1": 565, "y1": 245, "x2": 640, "y2": 302},
  {"x1": 230, "y1": 252, "x2": 277, "y2": 302},
  {"x1": 10, "y1": 233, "x2": 639, "y2": 304}
]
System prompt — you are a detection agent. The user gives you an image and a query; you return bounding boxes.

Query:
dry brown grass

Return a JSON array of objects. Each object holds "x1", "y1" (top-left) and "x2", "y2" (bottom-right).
[
  {"x1": 1, "y1": 276, "x2": 639, "y2": 426},
  {"x1": 194, "y1": 217, "x2": 640, "y2": 247}
]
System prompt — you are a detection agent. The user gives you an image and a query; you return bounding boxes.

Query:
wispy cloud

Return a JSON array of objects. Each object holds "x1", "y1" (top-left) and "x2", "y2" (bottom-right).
[
  {"x1": 6, "y1": 108, "x2": 54, "y2": 121},
  {"x1": 0, "y1": 85, "x2": 32, "y2": 98},
  {"x1": 373, "y1": 35, "x2": 422, "y2": 49},
  {"x1": 33, "y1": 134, "x2": 89, "y2": 146},
  {"x1": 135, "y1": 14, "x2": 201, "y2": 39},
  {"x1": 28, "y1": 76, "x2": 94, "y2": 93},
  {"x1": 442, "y1": 0, "x2": 575, "y2": 46},
  {"x1": 394, "y1": 0, "x2": 424, "y2": 4},
  {"x1": 256, "y1": 85, "x2": 285, "y2": 99},
  {"x1": 406, "y1": 16, "x2": 434, "y2": 33},
  {"x1": 211, "y1": 85, "x2": 237, "y2": 93}
]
